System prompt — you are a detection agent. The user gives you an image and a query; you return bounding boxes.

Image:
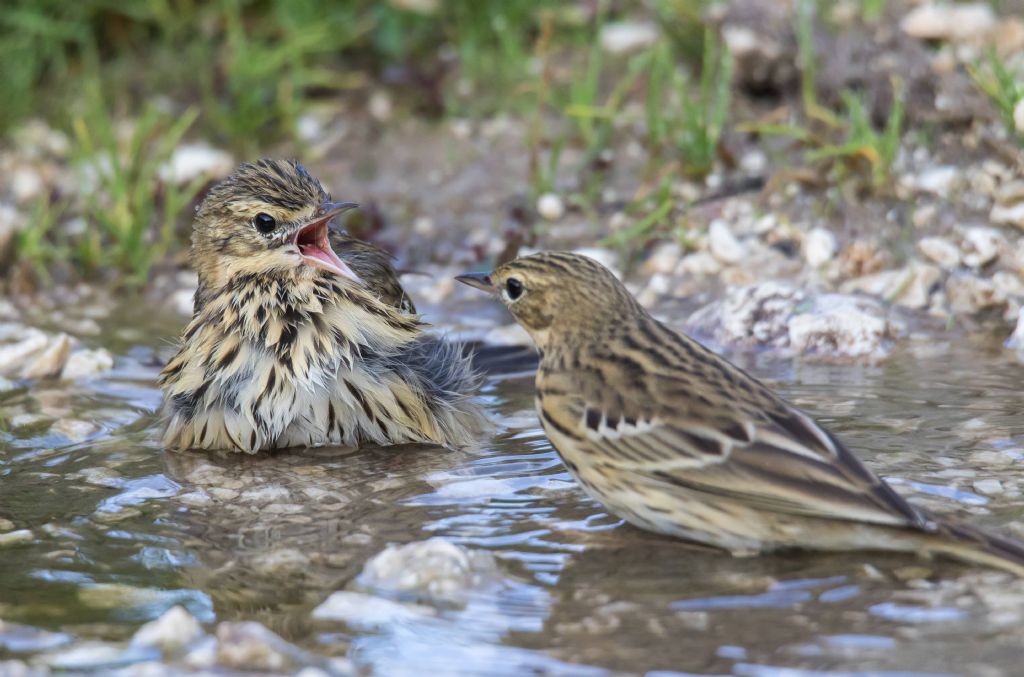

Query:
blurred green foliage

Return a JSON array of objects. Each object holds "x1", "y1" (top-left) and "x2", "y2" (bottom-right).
[{"x1": 0, "y1": 0, "x2": 579, "y2": 150}]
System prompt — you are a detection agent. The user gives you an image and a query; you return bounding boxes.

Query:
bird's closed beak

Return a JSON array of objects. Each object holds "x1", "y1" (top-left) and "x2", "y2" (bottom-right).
[
  {"x1": 455, "y1": 272, "x2": 496, "y2": 293},
  {"x1": 294, "y1": 201, "x2": 361, "y2": 282}
]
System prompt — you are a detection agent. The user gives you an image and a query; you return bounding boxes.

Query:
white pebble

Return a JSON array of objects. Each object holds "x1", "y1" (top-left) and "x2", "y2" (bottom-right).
[
  {"x1": 0, "y1": 529, "x2": 33, "y2": 546},
  {"x1": 599, "y1": 22, "x2": 659, "y2": 55},
  {"x1": 296, "y1": 114, "x2": 323, "y2": 144},
  {"x1": 707, "y1": 219, "x2": 746, "y2": 264},
  {"x1": 61, "y1": 349, "x2": 113, "y2": 380},
  {"x1": 159, "y1": 144, "x2": 234, "y2": 185},
  {"x1": 368, "y1": 91, "x2": 393, "y2": 121},
  {"x1": 973, "y1": 479, "x2": 1004, "y2": 496},
  {"x1": 803, "y1": 228, "x2": 837, "y2": 267},
  {"x1": 131, "y1": 606, "x2": 204, "y2": 652},
  {"x1": 537, "y1": 193, "x2": 565, "y2": 221},
  {"x1": 910, "y1": 166, "x2": 961, "y2": 195},
  {"x1": 311, "y1": 591, "x2": 434, "y2": 630},
  {"x1": 413, "y1": 217, "x2": 435, "y2": 235},
  {"x1": 959, "y1": 226, "x2": 1004, "y2": 268},
  {"x1": 900, "y1": 3, "x2": 996, "y2": 43},
  {"x1": 11, "y1": 167, "x2": 44, "y2": 204},
  {"x1": 1015, "y1": 99, "x2": 1024, "y2": 136},
  {"x1": 171, "y1": 289, "x2": 196, "y2": 316},
  {"x1": 991, "y1": 202, "x2": 1024, "y2": 229},
  {"x1": 52, "y1": 419, "x2": 99, "y2": 442},
  {"x1": 642, "y1": 242, "x2": 683, "y2": 275},
  {"x1": 918, "y1": 236, "x2": 961, "y2": 269},
  {"x1": 484, "y1": 323, "x2": 531, "y2": 346}
]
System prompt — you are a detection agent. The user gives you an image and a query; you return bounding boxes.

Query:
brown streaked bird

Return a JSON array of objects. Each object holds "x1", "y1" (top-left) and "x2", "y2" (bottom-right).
[
  {"x1": 457, "y1": 251, "x2": 1024, "y2": 576},
  {"x1": 159, "y1": 158, "x2": 489, "y2": 453}
]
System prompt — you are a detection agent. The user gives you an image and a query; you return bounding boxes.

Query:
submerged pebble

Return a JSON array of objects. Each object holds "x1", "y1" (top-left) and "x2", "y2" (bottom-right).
[
  {"x1": 0, "y1": 530, "x2": 34, "y2": 547},
  {"x1": 355, "y1": 537, "x2": 502, "y2": 606},
  {"x1": 130, "y1": 606, "x2": 204, "y2": 653},
  {"x1": 214, "y1": 621, "x2": 318, "y2": 673},
  {"x1": 0, "y1": 621, "x2": 72, "y2": 654},
  {"x1": 61, "y1": 349, "x2": 113, "y2": 380},
  {"x1": 311, "y1": 591, "x2": 436, "y2": 630}
]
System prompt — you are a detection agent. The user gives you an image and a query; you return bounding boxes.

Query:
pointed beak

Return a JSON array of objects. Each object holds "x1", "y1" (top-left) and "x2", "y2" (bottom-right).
[
  {"x1": 455, "y1": 272, "x2": 495, "y2": 293},
  {"x1": 293, "y1": 202, "x2": 361, "y2": 282}
]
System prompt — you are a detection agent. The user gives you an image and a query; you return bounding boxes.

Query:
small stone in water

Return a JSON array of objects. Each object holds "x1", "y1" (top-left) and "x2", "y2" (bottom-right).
[
  {"x1": 19, "y1": 333, "x2": 72, "y2": 379},
  {"x1": 973, "y1": 479, "x2": 1004, "y2": 496},
  {"x1": 214, "y1": 622, "x2": 303, "y2": 673},
  {"x1": 0, "y1": 530, "x2": 33, "y2": 547},
  {"x1": 61, "y1": 349, "x2": 113, "y2": 379},
  {"x1": 131, "y1": 605, "x2": 204, "y2": 653},
  {"x1": 43, "y1": 641, "x2": 153, "y2": 671},
  {"x1": 537, "y1": 193, "x2": 565, "y2": 221},
  {"x1": 311, "y1": 591, "x2": 435, "y2": 630},
  {"x1": 171, "y1": 289, "x2": 195, "y2": 316},
  {"x1": 52, "y1": 419, "x2": 99, "y2": 442},
  {"x1": 1015, "y1": 99, "x2": 1024, "y2": 136},
  {"x1": 484, "y1": 323, "x2": 531, "y2": 346},
  {"x1": 254, "y1": 548, "x2": 310, "y2": 574},
  {"x1": 356, "y1": 537, "x2": 501, "y2": 606},
  {"x1": 0, "y1": 621, "x2": 72, "y2": 653}
]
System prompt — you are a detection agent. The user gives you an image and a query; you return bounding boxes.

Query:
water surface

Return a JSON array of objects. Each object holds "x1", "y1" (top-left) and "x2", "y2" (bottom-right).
[{"x1": 2, "y1": 302, "x2": 1024, "y2": 675}]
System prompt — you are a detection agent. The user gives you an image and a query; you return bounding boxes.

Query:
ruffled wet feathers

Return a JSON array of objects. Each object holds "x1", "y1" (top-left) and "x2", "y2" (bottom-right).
[{"x1": 160, "y1": 159, "x2": 488, "y2": 453}]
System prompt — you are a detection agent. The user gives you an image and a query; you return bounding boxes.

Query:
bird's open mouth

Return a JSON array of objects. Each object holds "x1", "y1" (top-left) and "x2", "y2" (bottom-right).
[{"x1": 293, "y1": 202, "x2": 361, "y2": 282}]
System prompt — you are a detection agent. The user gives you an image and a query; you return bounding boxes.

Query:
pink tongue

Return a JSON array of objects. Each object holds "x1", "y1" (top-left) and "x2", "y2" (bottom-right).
[{"x1": 302, "y1": 239, "x2": 361, "y2": 283}]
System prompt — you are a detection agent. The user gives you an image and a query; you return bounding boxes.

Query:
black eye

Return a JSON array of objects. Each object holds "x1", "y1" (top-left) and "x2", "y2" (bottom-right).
[
  {"x1": 505, "y1": 278, "x2": 524, "y2": 300},
  {"x1": 253, "y1": 212, "x2": 277, "y2": 234}
]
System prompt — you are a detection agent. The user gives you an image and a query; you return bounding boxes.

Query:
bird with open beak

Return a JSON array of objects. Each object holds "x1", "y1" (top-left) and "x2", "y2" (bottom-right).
[{"x1": 159, "y1": 159, "x2": 488, "y2": 453}]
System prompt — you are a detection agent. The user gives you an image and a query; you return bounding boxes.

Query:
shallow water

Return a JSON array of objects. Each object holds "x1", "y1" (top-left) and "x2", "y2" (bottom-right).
[{"x1": 3, "y1": 302, "x2": 1024, "y2": 676}]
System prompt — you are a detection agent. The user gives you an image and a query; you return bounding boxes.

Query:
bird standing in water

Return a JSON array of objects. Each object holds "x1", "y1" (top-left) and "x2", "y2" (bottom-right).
[
  {"x1": 160, "y1": 159, "x2": 488, "y2": 453},
  {"x1": 457, "y1": 251, "x2": 1024, "y2": 575}
]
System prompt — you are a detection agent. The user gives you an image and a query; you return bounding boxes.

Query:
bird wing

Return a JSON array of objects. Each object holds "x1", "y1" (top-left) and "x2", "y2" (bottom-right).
[
  {"x1": 551, "y1": 353, "x2": 930, "y2": 530},
  {"x1": 329, "y1": 231, "x2": 417, "y2": 314}
]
